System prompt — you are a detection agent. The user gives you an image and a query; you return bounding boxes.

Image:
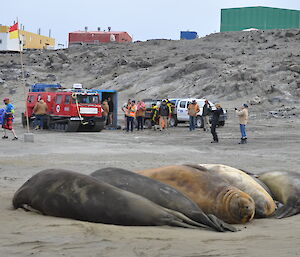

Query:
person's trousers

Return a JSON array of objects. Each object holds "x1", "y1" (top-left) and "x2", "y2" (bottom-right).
[
  {"x1": 211, "y1": 123, "x2": 218, "y2": 142},
  {"x1": 203, "y1": 115, "x2": 210, "y2": 130},
  {"x1": 189, "y1": 116, "x2": 196, "y2": 131},
  {"x1": 159, "y1": 116, "x2": 168, "y2": 130},
  {"x1": 126, "y1": 116, "x2": 134, "y2": 132},
  {"x1": 240, "y1": 124, "x2": 247, "y2": 138},
  {"x1": 34, "y1": 114, "x2": 45, "y2": 129},
  {"x1": 137, "y1": 116, "x2": 144, "y2": 130}
]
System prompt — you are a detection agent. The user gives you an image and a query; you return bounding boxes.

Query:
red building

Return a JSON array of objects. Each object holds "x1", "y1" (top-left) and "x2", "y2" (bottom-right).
[{"x1": 68, "y1": 30, "x2": 132, "y2": 45}]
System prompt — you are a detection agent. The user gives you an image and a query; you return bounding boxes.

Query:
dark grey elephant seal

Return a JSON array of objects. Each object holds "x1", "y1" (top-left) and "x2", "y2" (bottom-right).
[
  {"x1": 90, "y1": 167, "x2": 236, "y2": 232},
  {"x1": 258, "y1": 171, "x2": 300, "y2": 218},
  {"x1": 12, "y1": 169, "x2": 211, "y2": 229}
]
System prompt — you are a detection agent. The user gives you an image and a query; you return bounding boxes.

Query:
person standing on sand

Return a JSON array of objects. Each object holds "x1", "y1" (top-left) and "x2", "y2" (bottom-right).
[
  {"x1": 33, "y1": 99, "x2": 48, "y2": 130},
  {"x1": 210, "y1": 103, "x2": 223, "y2": 143},
  {"x1": 202, "y1": 99, "x2": 212, "y2": 132},
  {"x1": 235, "y1": 104, "x2": 249, "y2": 144},
  {"x1": 158, "y1": 100, "x2": 170, "y2": 131},
  {"x1": 125, "y1": 100, "x2": 137, "y2": 132},
  {"x1": 136, "y1": 100, "x2": 146, "y2": 131},
  {"x1": 187, "y1": 100, "x2": 200, "y2": 131},
  {"x1": 122, "y1": 99, "x2": 131, "y2": 130},
  {"x1": 101, "y1": 100, "x2": 109, "y2": 125},
  {"x1": 107, "y1": 97, "x2": 114, "y2": 125},
  {"x1": 2, "y1": 98, "x2": 18, "y2": 140}
]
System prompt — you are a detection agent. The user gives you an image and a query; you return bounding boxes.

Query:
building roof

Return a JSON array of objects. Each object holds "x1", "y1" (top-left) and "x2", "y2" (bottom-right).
[
  {"x1": 221, "y1": 6, "x2": 300, "y2": 12},
  {"x1": 70, "y1": 31, "x2": 129, "y2": 34}
]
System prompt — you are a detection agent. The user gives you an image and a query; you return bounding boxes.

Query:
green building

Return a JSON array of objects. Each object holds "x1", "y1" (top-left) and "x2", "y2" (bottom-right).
[{"x1": 220, "y1": 6, "x2": 300, "y2": 32}]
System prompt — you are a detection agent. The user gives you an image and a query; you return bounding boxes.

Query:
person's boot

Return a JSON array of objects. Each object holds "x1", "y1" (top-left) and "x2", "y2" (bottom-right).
[{"x1": 239, "y1": 138, "x2": 246, "y2": 144}]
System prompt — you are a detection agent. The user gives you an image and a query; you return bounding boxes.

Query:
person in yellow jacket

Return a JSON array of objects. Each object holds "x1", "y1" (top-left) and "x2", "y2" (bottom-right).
[
  {"x1": 187, "y1": 100, "x2": 200, "y2": 131},
  {"x1": 151, "y1": 104, "x2": 159, "y2": 130},
  {"x1": 125, "y1": 100, "x2": 137, "y2": 132},
  {"x1": 235, "y1": 104, "x2": 249, "y2": 144}
]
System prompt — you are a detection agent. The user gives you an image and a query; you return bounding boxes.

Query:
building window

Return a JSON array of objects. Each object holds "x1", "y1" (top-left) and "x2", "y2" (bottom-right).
[
  {"x1": 40, "y1": 40, "x2": 42, "y2": 44},
  {"x1": 0, "y1": 39, "x2": 2, "y2": 44}
]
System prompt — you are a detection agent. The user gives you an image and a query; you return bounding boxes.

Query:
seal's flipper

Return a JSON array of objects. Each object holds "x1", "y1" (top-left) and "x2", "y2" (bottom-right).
[
  {"x1": 276, "y1": 197, "x2": 300, "y2": 218},
  {"x1": 162, "y1": 207, "x2": 212, "y2": 230},
  {"x1": 276, "y1": 206, "x2": 298, "y2": 218},
  {"x1": 208, "y1": 214, "x2": 237, "y2": 232}
]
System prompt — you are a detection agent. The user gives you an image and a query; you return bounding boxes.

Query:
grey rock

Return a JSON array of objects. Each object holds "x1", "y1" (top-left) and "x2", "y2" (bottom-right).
[{"x1": 9, "y1": 88, "x2": 16, "y2": 94}]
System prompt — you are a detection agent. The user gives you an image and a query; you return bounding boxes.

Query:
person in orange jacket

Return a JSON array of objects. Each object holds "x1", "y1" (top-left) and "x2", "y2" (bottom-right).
[
  {"x1": 187, "y1": 100, "x2": 200, "y2": 131},
  {"x1": 125, "y1": 100, "x2": 137, "y2": 132}
]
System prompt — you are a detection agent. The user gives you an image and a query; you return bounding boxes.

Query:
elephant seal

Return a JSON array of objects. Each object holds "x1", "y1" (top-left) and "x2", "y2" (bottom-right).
[
  {"x1": 196, "y1": 164, "x2": 276, "y2": 218},
  {"x1": 90, "y1": 167, "x2": 236, "y2": 232},
  {"x1": 137, "y1": 165, "x2": 255, "y2": 224},
  {"x1": 13, "y1": 169, "x2": 211, "y2": 229},
  {"x1": 258, "y1": 171, "x2": 300, "y2": 218}
]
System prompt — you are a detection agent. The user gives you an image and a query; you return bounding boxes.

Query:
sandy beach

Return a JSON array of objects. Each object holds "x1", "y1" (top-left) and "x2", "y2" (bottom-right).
[{"x1": 1, "y1": 112, "x2": 300, "y2": 257}]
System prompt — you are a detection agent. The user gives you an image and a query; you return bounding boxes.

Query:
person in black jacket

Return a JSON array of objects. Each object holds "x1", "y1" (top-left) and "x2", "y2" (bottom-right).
[
  {"x1": 202, "y1": 99, "x2": 212, "y2": 131},
  {"x1": 158, "y1": 100, "x2": 170, "y2": 131},
  {"x1": 210, "y1": 103, "x2": 223, "y2": 143},
  {"x1": 107, "y1": 97, "x2": 114, "y2": 125}
]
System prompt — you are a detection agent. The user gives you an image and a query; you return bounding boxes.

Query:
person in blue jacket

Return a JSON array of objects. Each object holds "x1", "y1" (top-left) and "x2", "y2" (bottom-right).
[{"x1": 2, "y1": 98, "x2": 18, "y2": 140}]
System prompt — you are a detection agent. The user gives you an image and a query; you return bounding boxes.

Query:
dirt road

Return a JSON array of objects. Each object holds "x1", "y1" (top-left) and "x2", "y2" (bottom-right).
[{"x1": 0, "y1": 114, "x2": 300, "y2": 257}]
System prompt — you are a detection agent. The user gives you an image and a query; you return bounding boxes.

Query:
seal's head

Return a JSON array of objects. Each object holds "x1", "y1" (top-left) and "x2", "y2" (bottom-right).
[{"x1": 223, "y1": 188, "x2": 255, "y2": 224}]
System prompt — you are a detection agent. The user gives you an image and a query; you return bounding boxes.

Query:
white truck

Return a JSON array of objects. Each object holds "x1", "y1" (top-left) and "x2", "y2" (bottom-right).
[{"x1": 168, "y1": 98, "x2": 227, "y2": 128}]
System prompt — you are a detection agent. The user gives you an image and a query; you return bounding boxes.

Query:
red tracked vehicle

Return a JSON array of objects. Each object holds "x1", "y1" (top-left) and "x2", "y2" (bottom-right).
[{"x1": 22, "y1": 86, "x2": 105, "y2": 132}]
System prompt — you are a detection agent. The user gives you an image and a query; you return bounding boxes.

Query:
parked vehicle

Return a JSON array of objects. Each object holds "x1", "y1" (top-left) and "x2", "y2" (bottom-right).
[
  {"x1": 22, "y1": 84, "x2": 106, "y2": 132},
  {"x1": 169, "y1": 98, "x2": 227, "y2": 128}
]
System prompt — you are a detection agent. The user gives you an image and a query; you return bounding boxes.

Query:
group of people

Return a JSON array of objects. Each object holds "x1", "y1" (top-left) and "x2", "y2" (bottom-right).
[
  {"x1": 2, "y1": 96, "x2": 249, "y2": 144},
  {"x1": 186, "y1": 99, "x2": 249, "y2": 144},
  {"x1": 152, "y1": 100, "x2": 172, "y2": 131},
  {"x1": 122, "y1": 99, "x2": 147, "y2": 132},
  {"x1": 101, "y1": 97, "x2": 114, "y2": 126}
]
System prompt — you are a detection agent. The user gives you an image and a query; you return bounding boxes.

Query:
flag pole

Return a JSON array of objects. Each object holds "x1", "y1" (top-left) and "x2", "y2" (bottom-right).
[{"x1": 17, "y1": 20, "x2": 30, "y2": 133}]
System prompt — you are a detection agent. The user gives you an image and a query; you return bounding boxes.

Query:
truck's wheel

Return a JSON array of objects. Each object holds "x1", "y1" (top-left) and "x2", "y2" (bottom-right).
[
  {"x1": 90, "y1": 121, "x2": 105, "y2": 132},
  {"x1": 65, "y1": 120, "x2": 80, "y2": 132},
  {"x1": 169, "y1": 117, "x2": 178, "y2": 127},
  {"x1": 196, "y1": 116, "x2": 204, "y2": 128},
  {"x1": 144, "y1": 119, "x2": 152, "y2": 129},
  {"x1": 44, "y1": 115, "x2": 50, "y2": 129}
]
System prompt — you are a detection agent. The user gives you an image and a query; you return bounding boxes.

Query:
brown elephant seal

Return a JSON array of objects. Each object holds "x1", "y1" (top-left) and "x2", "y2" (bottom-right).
[
  {"x1": 13, "y1": 169, "x2": 211, "y2": 229},
  {"x1": 90, "y1": 167, "x2": 236, "y2": 232},
  {"x1": 258, "y1": 171, "x2": 300, "y2": 218},
  {"x1": 137, "y1": 165, "x2": 255, "y2": 224},
  {"x1": 196, "y1": 164, "x2": 276, "y2": 218}
]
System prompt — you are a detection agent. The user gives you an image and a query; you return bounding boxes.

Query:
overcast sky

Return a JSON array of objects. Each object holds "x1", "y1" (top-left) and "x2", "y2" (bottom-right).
[{"x1": 1, "y1": 0, "x2": 300, "y2": 47}]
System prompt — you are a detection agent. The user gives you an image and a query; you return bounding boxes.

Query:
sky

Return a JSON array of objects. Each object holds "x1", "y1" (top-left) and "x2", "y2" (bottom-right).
[{"x1": 1, "y1": 0, "x2": 300, "y2": 47}]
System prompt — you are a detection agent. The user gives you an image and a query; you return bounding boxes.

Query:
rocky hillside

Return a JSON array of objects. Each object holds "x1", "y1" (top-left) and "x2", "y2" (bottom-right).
[{"x1": 1, "y1": 29, "x2": 300, "y2": 116}]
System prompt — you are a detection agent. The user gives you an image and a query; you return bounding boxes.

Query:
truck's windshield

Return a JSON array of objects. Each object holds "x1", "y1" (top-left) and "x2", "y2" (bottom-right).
[{"x1": 73, "y1": 95, "x2": 99, "y2": 104}]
